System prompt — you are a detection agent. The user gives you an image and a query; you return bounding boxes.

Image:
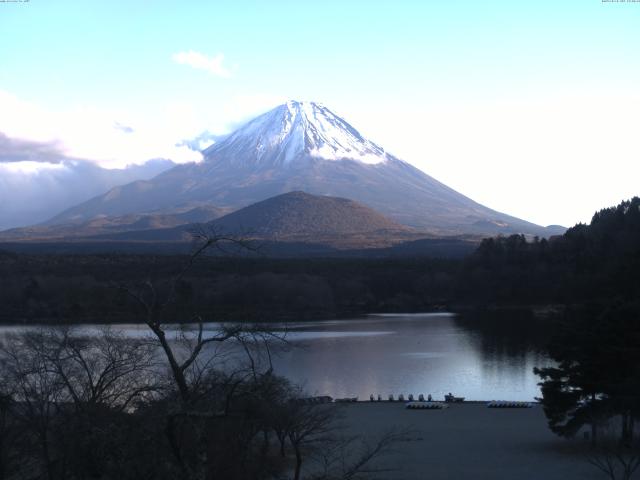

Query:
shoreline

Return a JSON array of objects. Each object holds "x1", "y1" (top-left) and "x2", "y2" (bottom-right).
[
  {"x1": 342, "y1": 399, "x2": 541, "y2": 404},
  {"x1": 0, "y1": 304, "x2": 562, "y2": 326},
  {"x1": 328, "y1": 402, "x2": 598, "y2": 480}
]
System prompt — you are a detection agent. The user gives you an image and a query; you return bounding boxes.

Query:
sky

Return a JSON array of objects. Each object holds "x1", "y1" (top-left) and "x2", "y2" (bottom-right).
[{"x1": 1, "y1": 0, "x2": 639, "y2": 228}]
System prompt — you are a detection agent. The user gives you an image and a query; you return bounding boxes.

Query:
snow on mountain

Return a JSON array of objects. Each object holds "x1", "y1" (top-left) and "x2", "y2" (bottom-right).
[
  {"x1": 39, "y1": 100, "x2": 562, "y2": 238},
  {"x1": 203, "y1": 100, "x2": 388, "y2": 167}
]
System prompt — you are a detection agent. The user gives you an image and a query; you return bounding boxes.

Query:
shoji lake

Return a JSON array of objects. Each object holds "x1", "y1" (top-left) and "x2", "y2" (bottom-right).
[{"x1": 0, "y1": 312, "x2": 553, "y2": 401}]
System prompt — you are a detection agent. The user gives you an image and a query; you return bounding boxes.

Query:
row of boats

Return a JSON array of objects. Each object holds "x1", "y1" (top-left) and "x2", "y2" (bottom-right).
[
  {"x1": 311, "y1": 396, "x2": 534, "y2": 408},
  {"x1": 406, "y1": 400, "x2": 534, "y2": 409},
  {"x1": 368, "y1": 393, "x2": 465, "y2": 403}
]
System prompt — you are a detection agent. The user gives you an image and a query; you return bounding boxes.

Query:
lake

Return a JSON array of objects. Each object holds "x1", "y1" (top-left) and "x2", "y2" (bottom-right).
[
  {"x1": 265, "y1": 313, "x2": 552, "y2": 401},
  {"x1": 0, "y1": 312, "x2": 552, "y2": 401}
]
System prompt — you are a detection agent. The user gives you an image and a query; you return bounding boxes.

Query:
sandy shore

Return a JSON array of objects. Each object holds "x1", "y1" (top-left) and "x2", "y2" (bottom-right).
[{"x1": 331, "y1": 402, "x2": 601, "y2": 480}]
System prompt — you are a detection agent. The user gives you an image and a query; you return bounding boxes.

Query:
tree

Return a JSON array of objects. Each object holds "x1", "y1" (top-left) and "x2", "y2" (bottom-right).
[
  {"x1": 0, "y1": 228, "x2": 410, "y2": 480},
  {"x1": 586, "y1": 422, "x2": 640, "y2": 480},
  {"x1": 0, "y1": 388, "x2": 19, "y2": 480},
  {"x1": 286, "y1": 402, "x2": 337, "y2": 480},
  {"x1": 117, "y1": 229, "x2": 292, "y2": 479},
  {"x1": 0, "y1": 327, "x2": 159, "y2": 480},
  {"x1": 309, "y1": 428, "x2": 409, "y2": 480},
  {"x1": 117, "y1": 228, "x2": 263, "y2": 405},
  {"x1": 535, "y1": 303, "x2": 640, "y2": 445}
]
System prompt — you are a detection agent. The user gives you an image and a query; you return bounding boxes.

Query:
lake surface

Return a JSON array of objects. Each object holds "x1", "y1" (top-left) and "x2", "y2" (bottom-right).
[
  {"x1": 0, "y1": 313, "x2": 552, "y2": 401},
  {"x1": 266, "y1": 313, "x2": 551, "y2": 401}
]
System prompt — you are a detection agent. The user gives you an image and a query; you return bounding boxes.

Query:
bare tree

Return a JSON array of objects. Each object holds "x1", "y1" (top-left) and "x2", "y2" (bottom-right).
[
  {"x1": 115, "y1": 228, "x2": 295, "y2": 480},
  {"x1": 0, "y1": 386, "x2": 19, "y2": 480},
  {"x1": 310, "y1": 428, "x2": 411, "y2": 480},
  {"x1": 0, "y1": 227, "x2": 409, "y2": 480},
  {"x1": 0, "y1": 327, "x2": 160, "y2": 480},
  {"x1": 117, "y1": 228, "x2": 264, "y2": 405},
  {"x1": 37, "y1": 327, "x2": 157, "y2": 411},
  {"x1": 0, "y1": 331, "x2": 68, "y2": 480},
  {"x1": 277, "y1": 397, "x2": 411, "y2": 480},
  {"x1": 286, "y1": 403, "x2": 338, "y2": 480},
  {"x1": 587, "y1": 420, "x2": 640, "y2": 480}
]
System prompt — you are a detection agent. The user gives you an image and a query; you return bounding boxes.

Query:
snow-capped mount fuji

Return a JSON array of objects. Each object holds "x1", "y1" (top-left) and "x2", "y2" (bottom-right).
[
  {"x1": 204, "y1": 100, "x2": 388, "y2": 168},
  {"x1": 44, "y1": 100, "x2": 562, "y2": 237}
]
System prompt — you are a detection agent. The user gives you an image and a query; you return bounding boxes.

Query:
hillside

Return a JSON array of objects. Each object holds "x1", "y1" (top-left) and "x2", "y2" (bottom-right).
[
  {"x1": 76, "y1": 192, "x2": 426, "y2": 250},
  {"x1": 43, "y1": 101, "x2": 562, "y2": 238},
  {"x1": 0, "y1": 205, "x2": 225, "y2": 241},
  {"x1": 211, "y1": 191, "x2": 411, "y2": 239}
]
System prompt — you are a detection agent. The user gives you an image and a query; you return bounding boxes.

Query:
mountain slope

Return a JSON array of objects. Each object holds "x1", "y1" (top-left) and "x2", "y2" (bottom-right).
[
  {"x1": 0, "y1": 205, "x2": 224, "y2": 240},
  {"x1": 44, "y1": 101, "x2": 561, "y2": 237},
  {"x1": 86, "y1": 192, "x2": 418, "y2": 248},
  {"x1": 211, "y1": 191, "x2": 411, "y2": 238},
  {"x1": 0, "y1": 158, "x2": 175, "y2": 231}
]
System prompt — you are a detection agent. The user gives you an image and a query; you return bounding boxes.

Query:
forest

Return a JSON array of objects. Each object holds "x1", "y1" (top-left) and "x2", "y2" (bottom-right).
[
  {"x1": 0, "y1": 197, "x2": 639, "y2": 479},
  {"x1": 2, "y1": 198, "x2": 639, "y2": 325}
]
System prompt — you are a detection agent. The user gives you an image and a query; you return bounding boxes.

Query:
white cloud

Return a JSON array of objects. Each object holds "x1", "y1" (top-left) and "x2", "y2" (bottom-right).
[
  {"x1": 0, "y1": 90, "x2": 203, "y2": 169},
  {"x1": 172, "y1": 50, "x2": 233, "y2": 78},
  {"x1": 0, "y1": 89, "x2": 290, "y2": 229},
  {"x1": 0, "y1": 90, "x2": 289, "y2": 171}
]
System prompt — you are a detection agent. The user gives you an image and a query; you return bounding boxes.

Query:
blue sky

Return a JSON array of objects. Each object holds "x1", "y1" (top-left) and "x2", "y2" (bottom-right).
[{"x1": 1, "y1": 0, "x2": 639, "y2": 227}]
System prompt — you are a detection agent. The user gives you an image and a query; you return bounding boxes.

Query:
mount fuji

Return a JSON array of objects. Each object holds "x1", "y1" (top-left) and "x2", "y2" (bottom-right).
[{"x1": 42, "y1": 100, "x2": 560, "y2": 237}]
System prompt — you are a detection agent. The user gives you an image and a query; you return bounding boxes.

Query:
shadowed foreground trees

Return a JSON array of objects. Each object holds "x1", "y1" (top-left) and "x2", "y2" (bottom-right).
[
  {"x1": 535, "y1": 303, "x2": 640, "y2": 479},
  {"x1": 0, "y1": 327, "x2": 403, "y2": 480},
  {"x1": 586, "y1": 423, "x2": 640, "y2": 480},
  {"x1": 535, "y1": 303, "x2": 640, "y2": 444},
  {"x1": 528, "y1": 199, "x2": 640, "y2": 478},
  {"x1": 0, "y1": 327, "x2": 158, "y2": 480},
  {"x1": 0, "y1": 232, "x2": 404, "y2": 479}
]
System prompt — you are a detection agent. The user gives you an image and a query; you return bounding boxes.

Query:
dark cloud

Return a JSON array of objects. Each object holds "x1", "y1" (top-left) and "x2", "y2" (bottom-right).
[
  {"x1": 0, "y1": 132, "x2": 69, "y2": 164},
  {"x1": 0, "y1": 133, "x2": 176, "y2": 230}
]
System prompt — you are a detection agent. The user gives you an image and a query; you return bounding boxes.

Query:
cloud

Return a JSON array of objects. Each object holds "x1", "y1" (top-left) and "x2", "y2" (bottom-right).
[
  {"x1": 172, "y1": 50, "x2": 233, "y2": 78},
  {"x1": 0, "y1": 90, "x2": 203, "y2": 169},
  {"x1": 0, "y1": 89, "x2": 291, "y2": 170},
  {"x1": 176, "y1": 130, "x2": 228, "y2": 152},
  {"x1": 0, "y1": 90, "x2": 291, "y2": 229},
  {"x1": 0, "y1": 116, "x2": 185, "y2": 229},
  {"x1": 0, "y1": 153, "x2": 175, "y2": 230},
  {"x1": 0, "y1": 133, "x2": 69, "y2": 164}
]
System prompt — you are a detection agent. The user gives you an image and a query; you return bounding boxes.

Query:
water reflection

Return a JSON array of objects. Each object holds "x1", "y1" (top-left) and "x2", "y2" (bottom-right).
[
  {"x1": 0, "y1": 312, "x2": 553, "y2": 401},
  {"x1": 453, "y1": 310, "x2": 554, "y2": 399},
  {"x1": 265, "y1": 312, "x2": 553, "y2": 401}
]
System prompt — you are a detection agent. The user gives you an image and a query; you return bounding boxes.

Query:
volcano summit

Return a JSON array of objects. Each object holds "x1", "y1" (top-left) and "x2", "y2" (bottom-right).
[{"x1": 45, "y1": 101, "x2": 559, "y2": 237}]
